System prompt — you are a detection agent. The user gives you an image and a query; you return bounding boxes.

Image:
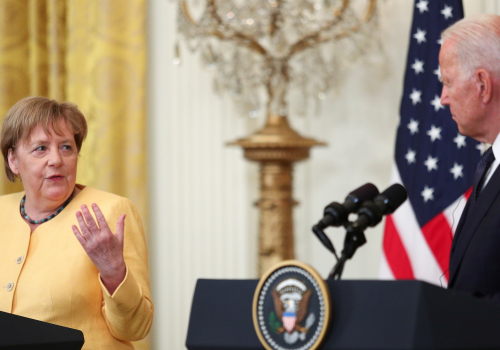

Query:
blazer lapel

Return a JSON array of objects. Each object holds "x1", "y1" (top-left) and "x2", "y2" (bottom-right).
[
  {"x1": 450, "y1": 198, "x2": 470, "y2": 254},
  {"x1": 449, "y1": 165, "x2": 500, "y2": 284}
]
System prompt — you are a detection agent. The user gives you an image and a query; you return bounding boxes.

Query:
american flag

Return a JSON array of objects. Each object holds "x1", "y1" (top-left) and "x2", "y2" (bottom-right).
[{"x1": 379, "y1": 0, "x2": 483, "y2": 286}]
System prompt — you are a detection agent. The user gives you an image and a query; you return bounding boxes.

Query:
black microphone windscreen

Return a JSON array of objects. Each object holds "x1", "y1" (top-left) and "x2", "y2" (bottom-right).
[
  {"x1": 377, "y1": 183, "x2": 407, "y2": 214},
  {"x1": 347, "y1": 183, "x2": 379, "y2": 203}
]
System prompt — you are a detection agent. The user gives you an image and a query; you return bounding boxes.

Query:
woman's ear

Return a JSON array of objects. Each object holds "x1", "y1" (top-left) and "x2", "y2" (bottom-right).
[{"x1": 8, "y1": 148, "x2": 19, "y2": 175}]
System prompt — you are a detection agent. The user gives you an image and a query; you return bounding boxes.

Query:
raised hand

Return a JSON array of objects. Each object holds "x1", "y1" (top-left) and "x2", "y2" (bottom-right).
[{"x1": 73, "y1": 203, "x2": 126, "y2": 295}]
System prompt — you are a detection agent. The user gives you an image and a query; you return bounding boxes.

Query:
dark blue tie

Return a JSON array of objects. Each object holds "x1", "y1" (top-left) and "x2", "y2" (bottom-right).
[{"x1": 473, "y1": 147, "x2": 495, "y2": 201}]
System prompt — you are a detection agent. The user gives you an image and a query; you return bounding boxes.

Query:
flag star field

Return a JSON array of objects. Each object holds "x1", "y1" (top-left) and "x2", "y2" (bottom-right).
[{"x1": 382, "y1": 0, "x2": 482, "y2": 283}]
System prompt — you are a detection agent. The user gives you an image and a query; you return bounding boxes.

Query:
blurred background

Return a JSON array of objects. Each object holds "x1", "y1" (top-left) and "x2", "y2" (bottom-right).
[{"x1": 1, "y1": 0, "x2": 499, "y2": 349}]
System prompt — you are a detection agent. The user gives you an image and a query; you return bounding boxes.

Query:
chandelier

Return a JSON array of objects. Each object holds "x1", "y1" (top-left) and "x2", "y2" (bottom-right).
[{"x1": 175, "y1": 0, "x2": 378, "y2": 118}]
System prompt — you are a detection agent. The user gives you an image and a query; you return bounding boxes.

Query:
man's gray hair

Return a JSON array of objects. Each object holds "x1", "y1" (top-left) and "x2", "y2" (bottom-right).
[{"x1": 442, "y1": 13, "x2": 500, "y2": 80}]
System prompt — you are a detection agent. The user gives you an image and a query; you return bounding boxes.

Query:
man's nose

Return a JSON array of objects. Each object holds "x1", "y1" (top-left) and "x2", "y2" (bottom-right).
[{"x1": 440, "y1": 86, "x2": 449, "y2": 106}]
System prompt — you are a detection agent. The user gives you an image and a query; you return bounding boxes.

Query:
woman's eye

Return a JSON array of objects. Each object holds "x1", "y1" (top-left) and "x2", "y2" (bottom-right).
[
  {"x1": 61, "y1": 145, "x2": 73, "y2": 153},
  {"x1": 34, "y1": 146, "x2": 46, "y2": 152}
]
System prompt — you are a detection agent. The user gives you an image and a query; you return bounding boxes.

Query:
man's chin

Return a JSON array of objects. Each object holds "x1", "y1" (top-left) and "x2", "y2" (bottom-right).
[
  {"x1": 455, "y1": 124, "x2": 467, "y2": 137},
  {"x1": 456, "y1": 126, "x2": 478, "y2": 141}
]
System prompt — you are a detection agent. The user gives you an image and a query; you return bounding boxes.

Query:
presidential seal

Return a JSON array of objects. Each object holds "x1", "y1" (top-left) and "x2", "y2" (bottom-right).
[{"x1": 253, "y1": 260, "x2": 331, "y2": 350}]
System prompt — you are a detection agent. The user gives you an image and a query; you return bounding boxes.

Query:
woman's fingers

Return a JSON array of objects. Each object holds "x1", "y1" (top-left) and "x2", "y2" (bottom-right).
[
  {"x1": 74, "y1": 204, "x2": 122, "y2": 248},
  {"x1": 91, "y1": 203, "x2": 111, "y2": 232},
  {"x1": 72, "y1": 224, "x2": 87, "y2": 245},
  {"x1": 116, "y1": 214, "x2": 126, "y2": 244},
  {"x1": 76, "y1": 210, "x2": 92, "y2": 238},
  {"x1": 81, "y1": 205, "x2": 99, "y2": 234}
]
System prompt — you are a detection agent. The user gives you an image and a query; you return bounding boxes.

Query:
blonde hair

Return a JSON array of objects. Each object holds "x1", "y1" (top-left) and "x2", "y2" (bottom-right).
[
  {"x1": 0, "y1": 96, "x2": 88, "y2": 182},
  {"x1": 442, "y1": 14, "x2": 500, "y2": 80}
]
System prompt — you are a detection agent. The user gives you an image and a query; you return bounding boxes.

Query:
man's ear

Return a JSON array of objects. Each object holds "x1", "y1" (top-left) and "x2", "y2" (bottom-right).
[
  {"x1": 8, "y1": 148, "x2": 19, "y2": 175},
  {"x1": 476, "y1": 69, "x2": 492, "y2": 104}
]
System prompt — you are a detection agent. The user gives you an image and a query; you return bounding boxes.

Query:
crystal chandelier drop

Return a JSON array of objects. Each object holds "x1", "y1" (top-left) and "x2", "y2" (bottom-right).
[{"x1": 176, "y1": 0, "x2": 378, "y2": 118}]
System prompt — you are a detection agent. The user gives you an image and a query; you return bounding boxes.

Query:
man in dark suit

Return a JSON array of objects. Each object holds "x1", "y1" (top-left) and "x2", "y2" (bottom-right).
[{"x1": 439, "y1": 14, "x2": 500, "y2": 299}]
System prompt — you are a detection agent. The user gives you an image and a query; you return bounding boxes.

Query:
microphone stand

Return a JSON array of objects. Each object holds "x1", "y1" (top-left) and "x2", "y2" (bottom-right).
[
  {"x1": 312, "y1": 225, "x2": 339, "y2": 261},
  {"x1": 328, "y1": 224, "x2": 366, "y2": 280},
  {"x1": 311, "y1": 222, "x2": 366, "y2": 280}
]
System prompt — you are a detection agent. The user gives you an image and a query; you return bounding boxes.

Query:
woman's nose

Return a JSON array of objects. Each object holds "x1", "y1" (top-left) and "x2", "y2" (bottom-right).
[{"x1": 48, "y1": 149, "x2": 62, "y2": 166}]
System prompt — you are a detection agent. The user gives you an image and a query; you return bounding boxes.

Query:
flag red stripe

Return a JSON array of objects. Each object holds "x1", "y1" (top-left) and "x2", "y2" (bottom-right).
[
  {"x1": 383, "y1": 215, "x2": 415, "y2": 279},
  {"x1": 464, "y1": 187, "x2": 472, "y2": 200},
  {"x1": 420, "y1": 213, "x2": 452, "y2": 281}
]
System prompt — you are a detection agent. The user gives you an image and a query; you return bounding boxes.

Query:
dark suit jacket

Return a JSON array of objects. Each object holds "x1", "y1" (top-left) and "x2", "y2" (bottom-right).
[{"x1": 448, "y1": 164, "x2": 500, "y2": 300}]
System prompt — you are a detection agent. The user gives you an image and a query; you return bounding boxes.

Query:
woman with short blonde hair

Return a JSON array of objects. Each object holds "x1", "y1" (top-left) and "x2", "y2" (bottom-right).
[{"x1": 0, "y1": 96, "x2": 153, "y2": 349}]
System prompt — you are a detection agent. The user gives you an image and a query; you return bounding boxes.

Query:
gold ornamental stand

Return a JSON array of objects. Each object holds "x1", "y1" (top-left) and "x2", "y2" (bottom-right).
[
  {"x1": 177, "y1": 0, "x2": 377, "y2": 276},
  {"x1": 229, "y1": 114, "x2": 325, "y2": 275}
]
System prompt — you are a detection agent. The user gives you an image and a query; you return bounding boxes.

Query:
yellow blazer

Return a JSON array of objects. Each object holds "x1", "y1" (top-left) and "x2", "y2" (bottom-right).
[{"x1": 0, "y1": 185, "x2": 153, "y2": 349}]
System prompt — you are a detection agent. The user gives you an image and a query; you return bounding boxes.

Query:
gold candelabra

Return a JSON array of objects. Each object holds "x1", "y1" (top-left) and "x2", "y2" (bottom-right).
[{"x1": 176, "y1": 0, "x2": 378, "y2": 274}]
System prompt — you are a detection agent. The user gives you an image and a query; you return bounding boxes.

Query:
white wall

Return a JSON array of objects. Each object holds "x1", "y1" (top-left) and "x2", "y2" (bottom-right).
[{"x1": 147, "y1": 1, "x2": 499, "y2": 348}]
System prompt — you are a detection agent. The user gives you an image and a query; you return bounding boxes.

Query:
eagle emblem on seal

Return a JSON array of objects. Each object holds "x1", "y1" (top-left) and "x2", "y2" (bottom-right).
[{"x1": 271, "y1": 277, "x2": 316, "y2": 344}]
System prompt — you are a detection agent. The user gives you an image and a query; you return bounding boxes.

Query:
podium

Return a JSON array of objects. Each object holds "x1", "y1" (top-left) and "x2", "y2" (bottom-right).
[
  {"x1": 186, "y1": 279, "x2": 500, "y2": 349},
  {"x1": 0, "y1": 311, "x2": 84, "y2": 349}
]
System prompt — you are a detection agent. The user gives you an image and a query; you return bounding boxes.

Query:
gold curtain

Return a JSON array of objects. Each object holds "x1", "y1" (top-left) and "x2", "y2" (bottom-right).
[{"x1": 0, "y1": 1, "x2": 149, "y2": 349}]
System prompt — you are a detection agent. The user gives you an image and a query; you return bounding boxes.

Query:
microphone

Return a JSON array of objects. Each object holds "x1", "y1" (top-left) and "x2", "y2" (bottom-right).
[
  {"x1": 312, "y1": 183, "x2": 379, "y2": 258},
  {"x1": 351, "y1": 183, "x2": 407, "y2": 231},
  {"x1": 316, "y1": 183, "x2": 380, "y2": 229}
]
